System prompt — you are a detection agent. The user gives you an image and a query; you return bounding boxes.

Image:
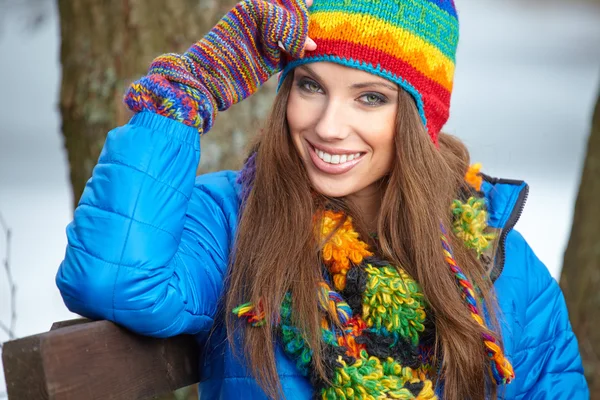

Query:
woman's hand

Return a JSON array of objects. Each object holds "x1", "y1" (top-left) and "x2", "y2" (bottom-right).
[
  {"x1": 125, "y1": 0, "x2": 315, "y2": 134},
  {"x1": 302, "y1": 0, "x2": 317, "y2": 51},
  {"x1": 171, "y1": 0, "x2": 316, "y2": 110}
]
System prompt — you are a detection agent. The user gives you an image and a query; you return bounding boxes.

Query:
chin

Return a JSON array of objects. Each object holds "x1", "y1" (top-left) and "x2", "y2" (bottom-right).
[{"x1": 308, "y1": 175, "x2": 357, "y2": 198}]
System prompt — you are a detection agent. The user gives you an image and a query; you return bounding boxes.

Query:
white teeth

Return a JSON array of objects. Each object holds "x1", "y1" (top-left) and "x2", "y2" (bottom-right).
[{"x1": 315, "y1": 148, "x2": 362, "y2": 165}]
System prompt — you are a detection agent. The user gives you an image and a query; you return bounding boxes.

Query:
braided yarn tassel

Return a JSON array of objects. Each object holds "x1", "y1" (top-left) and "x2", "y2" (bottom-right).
[
  {"x1": 440, "y1": 225, "x2": 515, "y2": 384},
  {"x1": 317, "y1": 281, "x2": 352, "y2": 326},
  {"x1": 232, "y1": 302, "x2": 266, "y2": 327}
]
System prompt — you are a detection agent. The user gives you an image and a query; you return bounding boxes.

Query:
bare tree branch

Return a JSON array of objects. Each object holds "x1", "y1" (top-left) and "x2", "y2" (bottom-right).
[
  {"x1": 0, "y1": 211, "x2": 17, "y2": 344},
  {"x1": 0, "y1": 0, "x2": 52, "y2": 32}
]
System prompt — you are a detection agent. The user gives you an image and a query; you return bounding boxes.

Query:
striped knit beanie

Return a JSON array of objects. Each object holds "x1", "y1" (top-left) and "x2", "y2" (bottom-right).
[{"x1": 279, "y1": 0, "x2": 459, "y2": 144}]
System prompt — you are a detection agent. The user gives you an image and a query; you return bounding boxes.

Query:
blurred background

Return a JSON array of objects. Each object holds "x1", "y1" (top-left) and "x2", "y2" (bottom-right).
[{"x1": 0, "y1": 0, "x2": 599, "y2": 397}]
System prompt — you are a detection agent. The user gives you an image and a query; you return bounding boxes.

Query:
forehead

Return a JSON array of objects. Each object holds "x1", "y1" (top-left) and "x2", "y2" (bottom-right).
[{"x1": 296, "y1": 62, "x2": 396, "y2": 86}]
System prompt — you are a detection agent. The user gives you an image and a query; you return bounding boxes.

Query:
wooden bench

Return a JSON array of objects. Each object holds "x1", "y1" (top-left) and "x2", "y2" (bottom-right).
[{"x1": 1, "y1": 318, "x2": 200, "y2": 399}]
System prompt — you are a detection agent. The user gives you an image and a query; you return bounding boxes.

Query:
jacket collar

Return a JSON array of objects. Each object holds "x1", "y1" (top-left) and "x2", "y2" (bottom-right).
[{"x1": 480, "y1": 174, "x2": 529, "y2": 281}]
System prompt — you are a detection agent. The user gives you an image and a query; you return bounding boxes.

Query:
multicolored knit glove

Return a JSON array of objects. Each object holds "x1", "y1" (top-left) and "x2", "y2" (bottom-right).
[{"x1": 124, "y1": 0, "x2": 310, "y2": 134}]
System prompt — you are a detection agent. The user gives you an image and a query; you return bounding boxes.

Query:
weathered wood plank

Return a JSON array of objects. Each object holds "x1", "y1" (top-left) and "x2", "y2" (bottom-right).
[
  {"x1": 2, "y1": 319, "x2": 199, "y2": 400},
  {"x1": 2, "y1": 333, "x2": 49, "y2": 399},
  {"x1": 50, "y1": 318, "x2": 91, "y2": 330}
]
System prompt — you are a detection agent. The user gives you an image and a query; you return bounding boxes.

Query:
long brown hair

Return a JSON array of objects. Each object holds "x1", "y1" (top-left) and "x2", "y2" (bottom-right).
[{"x1": 225, "y1": 72, "x2": 502, "y2": 400}]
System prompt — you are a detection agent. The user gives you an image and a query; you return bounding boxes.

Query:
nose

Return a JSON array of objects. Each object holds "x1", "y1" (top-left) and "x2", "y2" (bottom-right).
[{"x1": 314, "y1": 99, "x2": 352, "y2": 142}]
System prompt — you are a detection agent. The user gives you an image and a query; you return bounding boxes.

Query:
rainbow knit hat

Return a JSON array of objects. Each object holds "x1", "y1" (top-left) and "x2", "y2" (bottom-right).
[{"x1": 279, "y1": 0, "x2": 459, "y2": 144}]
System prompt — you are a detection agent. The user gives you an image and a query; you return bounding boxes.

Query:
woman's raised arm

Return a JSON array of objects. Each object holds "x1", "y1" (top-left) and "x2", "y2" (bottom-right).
[{"x1": 55, "y1": 0, "x2": 312, "y2": 339}]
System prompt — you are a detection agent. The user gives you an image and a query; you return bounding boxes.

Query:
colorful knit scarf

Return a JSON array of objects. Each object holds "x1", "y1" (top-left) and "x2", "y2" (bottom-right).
[{"x1": 234, "y1": 161, "x2": 514, "y2": 399}]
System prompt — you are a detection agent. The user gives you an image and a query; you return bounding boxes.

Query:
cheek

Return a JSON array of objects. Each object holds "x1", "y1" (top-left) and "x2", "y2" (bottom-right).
[
  {"x1": 287, "y1": 92, "x2": 307, "y2": 137},
  {"x1": 286, "y1": 93, "x2": 304, "y2": 153},
  {"x1": 287, "y1": 90, "x2": 319, "y2": 131},
  {"x1": 287, "y1": 91, "x2": 322, "y2": 153},
  {"x1": 363, "y1": 116, "x2": 396, "y2": 170}
]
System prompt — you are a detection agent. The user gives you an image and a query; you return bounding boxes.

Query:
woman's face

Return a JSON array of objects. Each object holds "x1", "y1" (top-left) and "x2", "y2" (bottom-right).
[{"x1": 287, "y1": 62, "x2": 398, "y2": 200}]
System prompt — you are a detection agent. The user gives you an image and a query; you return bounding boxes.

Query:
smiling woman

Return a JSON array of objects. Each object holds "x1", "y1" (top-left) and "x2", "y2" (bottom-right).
[
  {"x1": 54, "y1": 0, "x2": 588, "y2": 399},
  {"x1": 288, "y1": 63, "x2": 398, "y2": 206}
]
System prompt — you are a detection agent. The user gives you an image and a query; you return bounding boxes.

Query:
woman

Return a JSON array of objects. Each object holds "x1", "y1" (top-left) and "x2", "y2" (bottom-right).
[{"x1": 56, "y1": 0, "x2": 588, "y2": 398}]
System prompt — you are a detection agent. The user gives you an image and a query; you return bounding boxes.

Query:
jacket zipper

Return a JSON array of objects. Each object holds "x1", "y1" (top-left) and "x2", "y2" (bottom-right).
[{"x1": 490, "y1": 183, "x2": 529, "y2": 283}]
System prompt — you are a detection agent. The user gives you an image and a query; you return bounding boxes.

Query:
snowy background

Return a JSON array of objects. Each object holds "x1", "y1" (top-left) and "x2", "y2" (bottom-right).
[{"x1": 1, "y1": 0, "x2": 600, "y2": 394}]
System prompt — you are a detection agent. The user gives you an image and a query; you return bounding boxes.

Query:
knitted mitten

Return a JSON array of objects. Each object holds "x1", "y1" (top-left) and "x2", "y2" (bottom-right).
[{"x1": 124, "y1": 0, "x2": 309, "y2": 134}]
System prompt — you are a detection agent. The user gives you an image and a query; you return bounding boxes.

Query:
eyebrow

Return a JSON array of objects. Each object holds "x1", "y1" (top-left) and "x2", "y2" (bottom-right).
[
  {"x1": 297, "y1": 65, "x2": 398, "y2": 92},
  {"x1": 350, "y1": 81, "x2": 398, "y2": 91}
]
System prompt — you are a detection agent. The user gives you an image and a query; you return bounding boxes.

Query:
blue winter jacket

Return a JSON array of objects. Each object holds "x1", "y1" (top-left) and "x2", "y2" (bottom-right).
[{"x1": 56, "y1": 112, "x2": 589, "y2": 399}]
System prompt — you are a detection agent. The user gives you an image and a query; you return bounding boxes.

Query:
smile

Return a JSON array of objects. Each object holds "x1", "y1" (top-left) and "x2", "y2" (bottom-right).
[
  {"x1": 315, "y1": 149, "x2": 362, "y2": 165},
  {"x1": 307, "y1": 141, "x2": 365, "y2": 175}
]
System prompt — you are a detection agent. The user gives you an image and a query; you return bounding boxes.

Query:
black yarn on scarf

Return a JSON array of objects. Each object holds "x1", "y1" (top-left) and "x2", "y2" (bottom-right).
[
  {"x1": 309, "y1": 342, "x2": 356, "y2": 395},
  {"x1": 403, "y1": 381, "x2": 426, "y2": 396},
  {"x1": 341, "y1": 264, "x2": 368, "y2": 316},
  {"x1": 355, "y1": 331, "x2": 421, "y2": 369}
]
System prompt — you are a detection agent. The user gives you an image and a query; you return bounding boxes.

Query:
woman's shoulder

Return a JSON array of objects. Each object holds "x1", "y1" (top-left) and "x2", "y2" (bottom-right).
[
  {"x1": 495, "y1": 228, "x2": 558, "y2": 323},
  {"x1": 190, "y1": 169, "x2": 242, "y2": 228},
  {"x1": 194, "y1": 169, "x2": 241, "y2": 200},
  {"x1": 502, "y1": 229, "x2": 551, "y2": 284}
]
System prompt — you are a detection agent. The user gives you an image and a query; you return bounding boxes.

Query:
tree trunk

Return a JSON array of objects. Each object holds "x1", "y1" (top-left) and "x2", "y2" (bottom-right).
[
  {"x1": 57, "y1": 0, "x2": 277, "y2": 208},
  {"x1": 560, "y1": 88, "x2": 600, "y2": 396}
]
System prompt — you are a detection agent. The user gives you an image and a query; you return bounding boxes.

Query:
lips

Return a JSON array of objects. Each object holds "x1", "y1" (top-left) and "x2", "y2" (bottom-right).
[
  {"x1": 306, "y1": 141, "x2": 365, "y2": 175},
  {"x1": 314, "y1": 148, "x2": 362, "y2": 164}
]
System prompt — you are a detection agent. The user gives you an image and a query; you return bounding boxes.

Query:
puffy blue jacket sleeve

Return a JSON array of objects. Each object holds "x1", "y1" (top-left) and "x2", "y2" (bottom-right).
[
  {"x1": 56, "y1": 112, "x2": 236, "y2": 339},
  {"x1": 507, "y1": 231, "x2": 589, "y2": 398}
]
